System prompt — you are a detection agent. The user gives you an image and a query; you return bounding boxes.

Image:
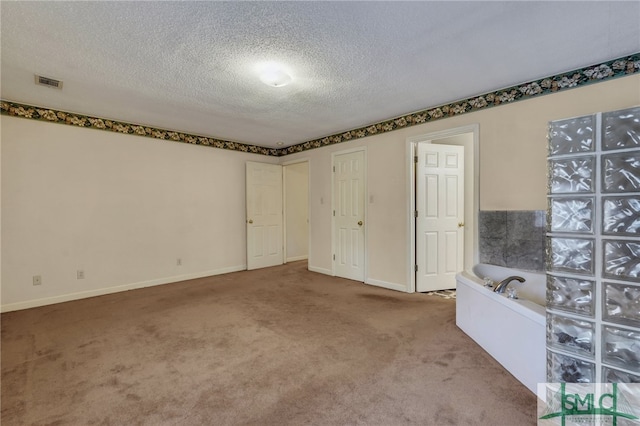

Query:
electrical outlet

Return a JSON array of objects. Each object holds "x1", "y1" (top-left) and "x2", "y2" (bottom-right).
[
  {"x1": 77, "y1": 270, "x2": 85, "y2": 279},
  {"x1": 33, "y1": 275, "x2": 42, "y2": 286},
  {"x1": 176, "y1": 258, "x2": 182, "y2": 266}
]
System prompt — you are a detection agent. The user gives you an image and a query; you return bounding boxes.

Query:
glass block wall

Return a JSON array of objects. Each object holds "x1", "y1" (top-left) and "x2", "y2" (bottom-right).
[{"x1": 546, "y1": 106, "x2": 640, "y2": 384}]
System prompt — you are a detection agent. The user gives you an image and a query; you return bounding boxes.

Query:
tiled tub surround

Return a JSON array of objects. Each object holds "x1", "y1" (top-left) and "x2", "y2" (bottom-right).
[
  {"x1": 478, "y1": 210, "x2": 546, "y2": 272},
  {"x1": 546, "y1": 106, "x2": 640, "y2": 384}
]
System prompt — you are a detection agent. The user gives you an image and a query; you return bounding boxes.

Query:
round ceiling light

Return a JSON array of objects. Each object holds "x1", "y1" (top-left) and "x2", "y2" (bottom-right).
[{"x1": 259, "y1": 63, "x2": 292, "y2": 88}]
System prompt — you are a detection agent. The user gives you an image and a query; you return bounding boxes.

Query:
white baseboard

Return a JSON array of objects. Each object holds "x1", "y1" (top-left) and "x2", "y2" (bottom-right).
[
  {"x1": 285, "y1": 255, "x2": 308, "y2": 263},
  {"x1": 308, "y1": 265, "x2": 332, "y2": 276},
  {"x1": 306, "y1": 268, "x2": 407, "y2": 293},
  {"x1": 0, "y1": 265, "x2": 246, "y2": 313},
  {"x1": 365, "y1": 278, "x2": 408, "y2": 293}
]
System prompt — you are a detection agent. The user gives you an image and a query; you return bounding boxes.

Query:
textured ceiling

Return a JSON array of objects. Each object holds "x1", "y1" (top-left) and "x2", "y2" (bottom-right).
[{"x1": 2, "y1": 1, "x2": 639, "y2": 148}]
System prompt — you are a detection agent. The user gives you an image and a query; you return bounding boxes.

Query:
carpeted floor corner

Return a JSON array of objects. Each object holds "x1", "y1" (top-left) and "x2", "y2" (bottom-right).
[{"x1": 1, "y1": 261, "x2": 536, "y2": 425}]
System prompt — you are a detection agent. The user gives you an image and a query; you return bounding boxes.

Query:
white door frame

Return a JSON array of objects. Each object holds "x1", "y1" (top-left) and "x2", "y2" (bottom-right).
[
  {"x1": 406, "y1": 124, "x2": 479, "y2": 293},
  {"x1": 281, "y1": 158, "x2": 310, "y2": 263},
  {"x1": 331, "y1": 147, "x2": 367, "y2": 280}
]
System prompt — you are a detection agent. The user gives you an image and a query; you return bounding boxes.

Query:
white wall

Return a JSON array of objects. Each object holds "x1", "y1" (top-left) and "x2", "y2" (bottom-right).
[
  {"x1": 284, "y1": 161, "x2": 308, "y2": 262},
  {"x1": 284, "y1": 75, "x2": 640, "y2": 291},
  {"x1": 1, "y1": 117, "x2": 278, "y2": 311},
  {"x1": 2, "y1": 75, "x2": 638, "y2": 309}
]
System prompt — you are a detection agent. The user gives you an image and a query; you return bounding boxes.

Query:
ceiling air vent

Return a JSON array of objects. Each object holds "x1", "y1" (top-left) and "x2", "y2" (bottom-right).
[{"x1": 35, "y1": 74, "x2": 63, "y2": 89}]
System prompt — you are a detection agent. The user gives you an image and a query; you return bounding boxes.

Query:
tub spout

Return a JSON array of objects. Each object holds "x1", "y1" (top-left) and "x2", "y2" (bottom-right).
[{"x1": 493, "y1": 276, "x2": 525, "y2": 293}]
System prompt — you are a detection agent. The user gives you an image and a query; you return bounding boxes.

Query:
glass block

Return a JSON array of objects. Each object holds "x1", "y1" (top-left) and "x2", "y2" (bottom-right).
[
  {"x1": 603, "y1": 196, "x2": 640, "y2": 235},
  {"x1": 547, "y1": 313, "x2": 595, "y2": 357},
  {"x1": 603, "y1": 240, "x2": 640, "y2": 282},
  {"x1": 549, "y1": 115, "x2": 595, "y2": 155},
  {"x1": 547, "y1": 350, "x2": 595, "y2": 383},
  {"x1": 602, "y1": 106, "x2": 640, "y2": 150},
  {"x1": 604, "y1": 282, "x2": 640, "y2": 327},
  {"x1": 602, "y1": 152, "x2": 640, "y2": 193},
  {"x1": 603, "y1": 366, "x2": 640, "y2": 383},
  {"x1": 549, "y1": 157, "x2": 595, "y2": 194},
  {"x1": 548, "y1": 237, "x2": 594, "y2": 275},
  {"x1": 603, "y1": 326, "x2": 640, "y2": 373},
  {"x1": 547, "y1": 275, "x2": 594, "y2": 317},
  {"x1": 549, "y1": 197, "x2": 594, "y2": 233}
]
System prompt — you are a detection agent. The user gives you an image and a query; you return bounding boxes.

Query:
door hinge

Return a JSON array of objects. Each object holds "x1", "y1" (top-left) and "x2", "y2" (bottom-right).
[
  {"x1": 333, "y1": 210, "x2": 335, "y2": 216},
  {"x1": 333, "y1": 254, "x2": 335, "y2": 260},
  {"x1": 414, "y1": 156, "x2": 418, "y2": 163},
  {"x1": 333, "y1": 166, "x2": 336, "y2": 172},
  {"x1": 414, "y1": 210, "x2": 418, "y2": 218},
  {"x1": 415, "y1": 265, "x2": 418, "y2": 272}
]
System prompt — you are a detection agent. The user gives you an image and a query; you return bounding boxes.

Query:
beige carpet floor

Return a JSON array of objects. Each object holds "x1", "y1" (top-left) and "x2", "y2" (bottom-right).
[{"x1": 2, "y1": 261, "x2": 536, "y2": 425}]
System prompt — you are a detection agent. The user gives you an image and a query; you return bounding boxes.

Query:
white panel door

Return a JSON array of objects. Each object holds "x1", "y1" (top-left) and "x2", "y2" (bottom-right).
[
  {"x1": 246, "y1": 162, "x2": 283, "y2": 270},
  {"x1": 333, "y1": 151, "x2": 365, "y2": 282},
  {"x1": 416, "y1": 143, "x2": 464, "y2": 292}
]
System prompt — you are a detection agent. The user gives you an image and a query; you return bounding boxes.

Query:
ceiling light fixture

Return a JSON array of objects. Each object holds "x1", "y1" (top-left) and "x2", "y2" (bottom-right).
[{"x1": 258, "y1": 63, "x2": 292, "y2": 88}]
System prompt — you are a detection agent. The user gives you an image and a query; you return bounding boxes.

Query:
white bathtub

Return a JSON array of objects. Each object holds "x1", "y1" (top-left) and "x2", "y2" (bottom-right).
[{"x1": 456, "y1": 264, "x2": 546, "y2": 393}]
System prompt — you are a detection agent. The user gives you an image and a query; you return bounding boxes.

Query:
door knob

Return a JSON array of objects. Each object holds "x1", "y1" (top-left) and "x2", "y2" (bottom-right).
[
  {"x1": 248, "y1": 219, "x2": 253, "y2": 224},
  {"x1": 458, "y1": 222, "x2": 464, "y2": 228},
  {"x1": 358, "y1": 221, "x2": 363, "y2": 226}
]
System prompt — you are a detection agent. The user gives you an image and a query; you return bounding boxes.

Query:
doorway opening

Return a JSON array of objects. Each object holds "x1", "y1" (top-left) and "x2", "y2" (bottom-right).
[
  {"x1": 283, "y1": 160, "x2": 309, "y2": 265},
  {"x1": 245, "y1": 160, "x2": 309, "y2": 271},
  {"x1": 407, "y1": 124, "x2": 479, "y2": 293}
]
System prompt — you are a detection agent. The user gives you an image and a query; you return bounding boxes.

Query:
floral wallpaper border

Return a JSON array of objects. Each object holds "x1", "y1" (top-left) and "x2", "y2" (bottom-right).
[
  {"x1": 0, "y1": 102, "x2": 279, "y2": 157},
  {"x1": 282, "y1": 54, "x2": 640, "y2": 155},
  {"x1": 2, "y1": 53, "x2": 639, "y2": 157}
]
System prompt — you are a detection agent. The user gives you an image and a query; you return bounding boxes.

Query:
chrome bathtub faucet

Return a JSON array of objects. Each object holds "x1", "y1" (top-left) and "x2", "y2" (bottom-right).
[{"x1": 493, "y1": 276, "x2": 526, "y2": 293}]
